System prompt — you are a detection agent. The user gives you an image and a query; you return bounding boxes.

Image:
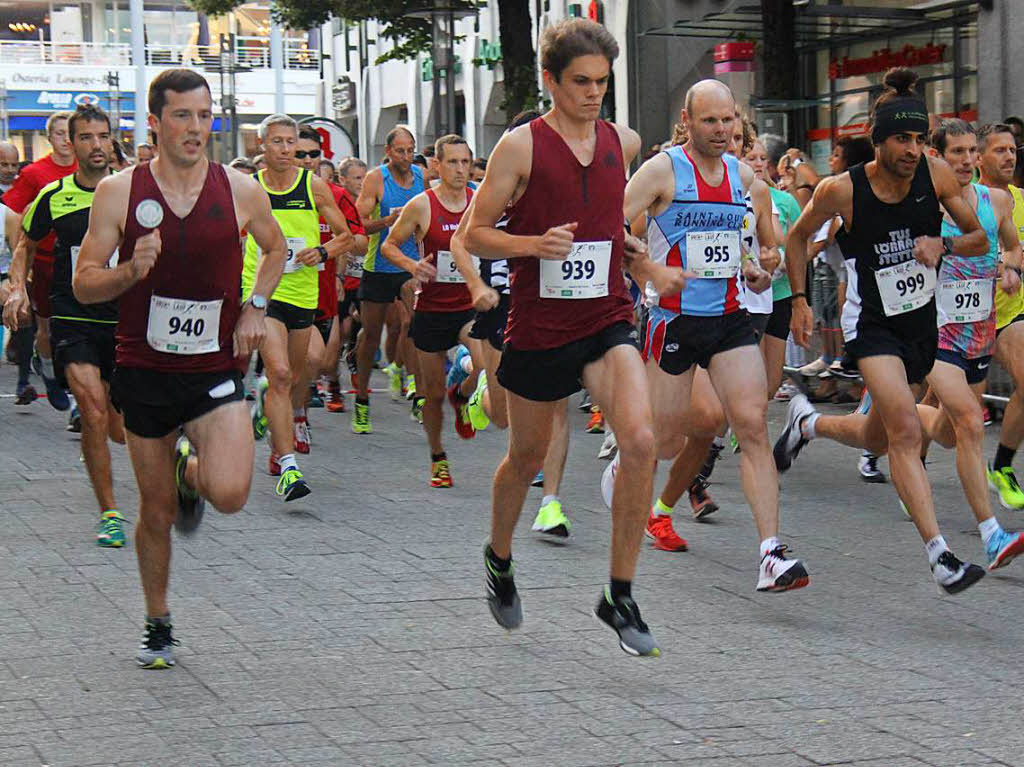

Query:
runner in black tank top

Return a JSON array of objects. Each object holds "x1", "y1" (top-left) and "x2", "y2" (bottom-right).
[
  {"x1": 772, "y1": 67, "x2": 993, "y2": 596},
  {"x1": 72, "y1": 69, "x2": 290, "y2": 669}
]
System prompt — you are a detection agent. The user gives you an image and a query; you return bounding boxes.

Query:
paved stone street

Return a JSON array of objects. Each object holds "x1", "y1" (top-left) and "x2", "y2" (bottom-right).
[{"x1": 1, "y1": 360, "x2": 1024, "y2": 767}]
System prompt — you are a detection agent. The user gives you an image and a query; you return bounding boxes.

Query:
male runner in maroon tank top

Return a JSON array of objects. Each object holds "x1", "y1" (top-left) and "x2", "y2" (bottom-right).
[
  {"x1": 382, "y1": 134, "x2": 479, "y2": 487},
  {"x1": 72, "y1": 69, "x2": 290, "y2": 669},
  {"x1": 464, "y1": 18, "x2": 685, "y2": 656}
]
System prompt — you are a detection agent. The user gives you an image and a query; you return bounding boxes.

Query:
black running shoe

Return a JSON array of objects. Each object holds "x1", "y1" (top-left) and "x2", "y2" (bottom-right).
[
  {"x1": 594, "y1": 590, "x2": 660, "y2": 657},
  {"x1": 14, "y1": 383, "x2": 37, "y2": 406},
  {"x1": 136, "y1": 620, "x2": 180, "y2": 669},
  {"x1": 484, "y1": 547, "x2": 522, "y2": 629},
  {"x1": 932, "y1": 551, "x2": 986, "y2": 595},
  {"x1": 174, "y1": 437, "x2": 205, "y2": 536},
  {"x1": 698, "y1": 442, "x2": 724, "y2": 483}
]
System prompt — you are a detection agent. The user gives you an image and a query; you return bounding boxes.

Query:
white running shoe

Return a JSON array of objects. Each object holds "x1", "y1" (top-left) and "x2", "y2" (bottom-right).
[
  {"x1": 598, "y1": 430, "x2": 618, "y2": 460},
  {"x1": 931, "y1": 550, "x2": 985, "y2": 595},
  {"x1": 773, "y1": 393, "x2": 818, "y2": 473},
  {"x1": 600, "y1": 453, "x2": 619, "y2": 509},
  {"x1": 756, "y1": 545, "x2": 809, "y2": 592},
  {"x1": 798, "y1": 357, "x2": 828, "y2": 376}
]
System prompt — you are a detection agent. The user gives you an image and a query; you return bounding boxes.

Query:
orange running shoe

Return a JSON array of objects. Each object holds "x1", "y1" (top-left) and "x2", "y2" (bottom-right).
[
  {"x1": 645, "y1": 513, "x2": 688, "y2": 552},
  {"x1": 586, "y1": 406, "x2": 605, "y2": 434},
  {"x1": 688, "y1": 478, "x2": 719, "y2": 521},
  {"x1": 326, "y1": 381, "x2": 346, "y2": 412},
  {"x1": 431, "y1": 457, "x2": 453, "y2": 488},
  {"x1": 448, "y1": 384, "x2": 476, "y2": 440}
]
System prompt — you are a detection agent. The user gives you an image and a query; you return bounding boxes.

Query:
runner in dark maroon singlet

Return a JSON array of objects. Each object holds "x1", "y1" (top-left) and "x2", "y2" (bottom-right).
[
  {"x1": 381, "y1": 134, "x2": 478, "y2": 488},
  {"x1": 72, "y1": 69, "x2": 290, "y2": 669},
  {"x1": 464, "y1": 18, "x2": 685, "y2": 656}
]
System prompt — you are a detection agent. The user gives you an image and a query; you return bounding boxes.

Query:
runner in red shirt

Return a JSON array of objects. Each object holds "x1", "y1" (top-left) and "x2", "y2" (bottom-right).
[
  {"x1": 2, "y1": 112, "x2": 77, "y2": 409},
  {"x1": 382, "y1": 135, "x2": 477, "y2": 487},
  {"x1": 336, "y1": 158, "x2": 368, "y2": 391}
]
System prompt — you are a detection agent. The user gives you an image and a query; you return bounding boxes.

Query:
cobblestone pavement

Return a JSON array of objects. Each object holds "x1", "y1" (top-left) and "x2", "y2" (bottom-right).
[{"x1": 1, "y1": 360, "x2": 1023, "y2": 767}]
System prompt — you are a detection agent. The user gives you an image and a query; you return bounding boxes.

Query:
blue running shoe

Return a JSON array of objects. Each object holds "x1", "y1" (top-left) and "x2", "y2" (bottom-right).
[
  {"x1": 986, "y1": 529, "x2": 1024, "y2": 571},
  {"x1": 32, "y1": 353, "x2": 70, "y2": 411},
  {"x1": 531, "y1": 470, "x2": 544, "y2": 488},
  {"x1": 447, "y1": 345, "x2": 472, "y2": 390}
]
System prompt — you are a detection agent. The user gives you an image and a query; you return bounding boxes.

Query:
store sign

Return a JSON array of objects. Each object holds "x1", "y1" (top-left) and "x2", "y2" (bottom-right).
[
  {"x1": 829, "y1": 44, "x2": 947, "y2": 80},
  {"x1": 5, "y1": 89, "x2": 134, "y2": 112},
  {"x1": 6, "y1": 70, "x2": 114, "y2": 90},
  {"x1": 298, "y1": 117, "x2": 356, "y2": 162}
]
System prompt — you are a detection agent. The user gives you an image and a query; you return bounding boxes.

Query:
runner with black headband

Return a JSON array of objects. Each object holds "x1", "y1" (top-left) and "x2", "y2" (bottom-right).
[{"x1": 775, "y1": 67, "x2": 991, "y2": 594}]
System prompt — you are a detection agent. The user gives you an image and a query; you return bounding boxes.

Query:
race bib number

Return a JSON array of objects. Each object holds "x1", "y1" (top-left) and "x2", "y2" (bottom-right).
[
  {"x1": 70, "y1": 246, "x2": 119, "y2": 274},
  {"x1": 875, "y1": 260, "x2": 936, "y2": 317},
  {"x1": 146, "y1": 295, "x2": 222, "y2": 355},
  {"x1": 938, "y1": 278, "x2": 992, "y2": 324},
  {"x1": 280, "y1": 237, "x2": 309, "y2": 274},
  {"x1": 686, "y1": 231, "x2": 742, "y2": 278},
  {"x1": 435, "y1": 250, "x2": 480, "y2": 284},
  {"x1": 345, "y1": 254, "x2": 364, "y2": 279},
  {"x1": 539, "y1": 241, "x2": 611, "y2": 299}
]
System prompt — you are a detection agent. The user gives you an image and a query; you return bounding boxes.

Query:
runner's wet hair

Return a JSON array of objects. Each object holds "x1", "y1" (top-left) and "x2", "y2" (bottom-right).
[
  {"x1": 540, "y1": 17, "x2": 619, "y2": 82},
  {"x1": 435, "y1": 134, "x2": 470, "y2": 160},
  {"x1": 148, "y1": 68, "x2": 212, "y2": 118},
  {"x1": 978, "y1": 123, "x2": 1015, "y2": 152},
  {"x1": 68, "y1": 104, "x2": 111, "y2": 140},
  {"x1": 257, "y1": 113, "x2": 297, "y2": 140},
  {"x1": 930, "y1": 118, "x2": 976, "y2": 156},
  {"x1": 298, "y1": 126, "x2": 321, "y2": 144}
]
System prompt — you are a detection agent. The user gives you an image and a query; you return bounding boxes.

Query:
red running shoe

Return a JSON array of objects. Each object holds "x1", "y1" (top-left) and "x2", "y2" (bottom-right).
[
  {"x1": 294, "y1": 416, "x2": 311, "y2": 454},
  {"x1": 645, "y1": 513, "x2": 688, "y2": 552},
  {"x1": 268, "y1": 453, "x2": 281, "y2": 476},
  {"x1": 447, "y1": 384, "x2": 476, "y2": 439}
]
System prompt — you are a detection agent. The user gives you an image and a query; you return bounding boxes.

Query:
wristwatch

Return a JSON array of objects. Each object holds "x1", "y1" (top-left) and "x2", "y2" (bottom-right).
[
  {"x1": 941, "y1": 236, "x2": 955, "y2": 255},
  {"x1": 247, "y1": 293, "x2": 268, "y2": 311},
  {"x1": 316, "y1": 245, "x2": 329, "y2": 264}
]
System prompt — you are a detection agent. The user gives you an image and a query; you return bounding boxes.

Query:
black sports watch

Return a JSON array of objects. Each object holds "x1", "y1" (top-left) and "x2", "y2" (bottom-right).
[
  {"x1": 317, "y1": 245, "x2": 329, "y2": 264},
  {"x1": 941, "y1": 236, "x2": 955, "y2": 256}
]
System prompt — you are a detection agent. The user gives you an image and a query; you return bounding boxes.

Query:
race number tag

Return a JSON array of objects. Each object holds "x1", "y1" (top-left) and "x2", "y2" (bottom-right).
[
  {"x1": 539, "y1": 241, "x2": 611, "y2": 299},
  {"x1": 875, "y1": 260, "x2": 936, "y2": 317},
  {"x1": 686, "y1": 231, "x2": 742, "y2": 278},
  {"x1": 70, "y1": 246, "x2": 119, "y2": 274},
  {"x1": 345, "y1": 254, "x2": 364, "y2": 279},
  {"x1": 937, "y1": 278, "x2": 992, "y2": 324},
  {"x1": 281, "y1": 237, "x2": 309, "y2": 274},
  {"x1": 146, "y1": 295, "x2": 222, "y2": 355},
  {"x1": 435, "y1": 250, "x2": 480, "y2": 284}
]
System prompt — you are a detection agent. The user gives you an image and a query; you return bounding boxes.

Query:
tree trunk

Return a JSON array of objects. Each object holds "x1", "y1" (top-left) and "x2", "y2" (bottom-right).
[
  {"x1": 760, "y1": 0, "x2": 797, "y2": 143},
  {"x1": 496, "y1": 0, "x2": 539, "y2": 122}
]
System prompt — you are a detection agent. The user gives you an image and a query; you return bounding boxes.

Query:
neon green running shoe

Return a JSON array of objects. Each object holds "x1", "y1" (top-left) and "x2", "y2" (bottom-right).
[
  {"x1": 411, "y1": 396, "x2": 424, "y2": 424},
  {"x1": 96, "y1": 510, "x2": 126, "y2": 547},
  {"x1": 384, "y1": 363, "x2": 403, "y2": 400},
  {"x1": 276, "y1": 467, "x2": 311, "y2": 502},
  {"x1": 251, "y1": 376, "x2": 269, "y2": 440},
  {"x1": 531, "y1": 499, "x2": 570, "y2": 540},
  {"x1": 405, "y1": 374, "x2": 417, "y2": 401},
  {"x1": 352, "y1": 401, "x2": 372, "y2": 434},
  {"x1": 467, "y1": 370, "x2": 491, "y2": 431},
  {"x1": 988, "y1": 464, "x2": 1024, "y2": 510}
]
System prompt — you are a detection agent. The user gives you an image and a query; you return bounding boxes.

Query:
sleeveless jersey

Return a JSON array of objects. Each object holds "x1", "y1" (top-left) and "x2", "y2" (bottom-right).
[
  {"x1": 339, "y1": 188, "x2": 366, "y2": 291},
  {"x1": 646, "y1": 146, "x2": 747, "y2": 316},
  {"x1": 415, "y1": 187, "x2": 474, "y2": 313},
  {"x1": 938, "y1": 183, "x2": 999, "y2": 358},
  {"x1": 117, "y1": 162, "x2": 242, "y2": 373},
  {"x1": 315, "y1": 181, "x2": 347, "y2": 320},
  {"x1": 242, "y1": 168, "x2": 320, "y2": 310},
  {"x1": 22, "y1": 173, "x2": 117, "y2": 323},
  {"x1": 364, "y1": 164, "x2": 424, "y2": 274},
  {"x1": 994, "y1": 184, "x2": 1024, "y2": 328},
  {"x1": 836, "y1": 159, "x2": 943, "y2": 343},
  {"x1": 770, "y1": 187, "x2": 802, "y2": 300},
  {"x1": 503, "y1": 118, "x2": 633, "y2": 350}
]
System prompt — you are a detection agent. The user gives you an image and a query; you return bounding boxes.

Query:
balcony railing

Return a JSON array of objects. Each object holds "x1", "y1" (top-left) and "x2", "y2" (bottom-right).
[{"x1": 0, "y1": 37, "x2": 318, "y2": 70}]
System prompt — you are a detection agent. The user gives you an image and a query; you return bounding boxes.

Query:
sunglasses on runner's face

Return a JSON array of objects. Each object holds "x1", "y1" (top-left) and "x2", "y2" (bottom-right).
[{"x1": 295, "y1": 149, "x2": 321, "y2": 159}]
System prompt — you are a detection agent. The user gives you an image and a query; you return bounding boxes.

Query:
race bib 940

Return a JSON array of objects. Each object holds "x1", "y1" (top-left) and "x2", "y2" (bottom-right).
[{"x1": 146, "y1": 295, "x2": 222, "y2": 355}]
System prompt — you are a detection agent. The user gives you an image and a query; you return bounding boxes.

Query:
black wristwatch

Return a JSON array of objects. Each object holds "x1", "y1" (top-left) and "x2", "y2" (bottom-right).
[
  {"x1": 317, "y1": 245, "x2": 329, "y2": 264},
  {"x1": 941, "y1": 236, "x2": 954, "y2": 256}
]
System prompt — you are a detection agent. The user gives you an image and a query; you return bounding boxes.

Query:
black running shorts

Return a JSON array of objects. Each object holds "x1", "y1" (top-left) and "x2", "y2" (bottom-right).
[
  {"x1": 111, "y1": 367, "x2": 245, "y2": 439},
  {"x1": 50, "y1": 318, "x2": 116, "y2": 390}
]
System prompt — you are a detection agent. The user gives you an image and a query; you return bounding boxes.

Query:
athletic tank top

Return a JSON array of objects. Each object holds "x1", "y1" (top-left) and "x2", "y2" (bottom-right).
[
  {"x1": 242, "y1": 168, "x2": 321, "y2": 310},
  {"x1": 646, "y1": 146, "x2": 746, "y2": 316},
  {"x1": 364, "y1": 164, "x2": 424, "y2": 274},
  {"x1": 117, "y1": 161, "x2": 242, "y2": 373},
  {"x1": 503, "y1": 118, "x2": 633, "y2": 350},
  {"x1": 938, "y1": 183, "x2": 999, "y2": 358},
  {"x1": 995, "y1": 184, "x2": 1024, "y2": 328},
  {"x1": 835, "y1": 159, "x2": 943, "y2": 342},
  {"x1": 315, "y1": 181, "x2": 347, "y2": 320},
  {"x1": 415, "y1": 187, "x2": 474, "y2": 313}
]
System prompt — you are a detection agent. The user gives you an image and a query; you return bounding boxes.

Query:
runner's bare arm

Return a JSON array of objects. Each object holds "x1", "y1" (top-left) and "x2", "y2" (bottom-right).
[
  {"x1": 928, "y1": 156, "x2": 987, "y2": 259},
  {"x1": 750, "y1": 178, "x2": 780, "y2": 275},
  {"x1": 381, "y1": 193, "x2": 430, "y2": 277},
  {"x1": 355, "y1": 167, "x2": 394, "y2": 235},
  {"x1": 297, "y1": 176, "x2": 355, "y2": 264},
  {"x1": 993, "y1": 188, "x2": 1023, "y2": 294},
  {"x1": 613, "y1": 124, "x2": 643, "y2": 168},
  {"x1": 2, "y1": 231, "x2": 37, "y2": 330},
  {"x1": 3, "y1": 206, "x2": 18, "y2": 256},
  {"x1": 450, "y1": 196, "x2": 497, "y2": 310},
  {"x1": 73, "y1": 172, "x2": 141, "y2": 304}
]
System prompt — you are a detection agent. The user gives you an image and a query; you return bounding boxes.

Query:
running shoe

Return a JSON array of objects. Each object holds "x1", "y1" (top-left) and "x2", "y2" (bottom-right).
[
  {"x1": 467, "y1": 370, "x2": 491, "y2": 431},
  {"x1": 797, "y1": 357, "x2": 828, "y2": 376},
  {"x1": 405, "y1": 374, "x2": 417, "y2": 401},
  {"x1": 14, "y1": 383, "x2": 37, "y2": 405},
  {"x1": 730, "y1": 430, "x2": 741, "y2": 454},
  {"x1": 484, "y1": 548, "x2": 522, "y2": 629},
  {"x1": 932, "y1": 550, "x2": 985, "y2": 594},
  {"x1": 598, "y1": 430, "x2": 618, "y2": 460},
  {"x1": 384, "y1": 363, "x2": 403, "y2": 400},
  {"x1": 268, "y1": 453, "x2": 281, "y2": 476},
  {"x1": 251, "y1": 376, "x2": 269, "y2": 440},
  {"x1": 276, "y1": 466, "x2": 311, "y2": 501},
  {"x1": 352, "y1": 401, "x2": 372, "y2": 434},
  {"x1": 756, "y1": 545, "x2": 809, "y2": 592},
  {"x1": 136, "y1": 619, "x2": 179, "y2": 669},
  {"x1": 594, "y1": 589, "x2": 660, "y2": 657},
  {"x1": 448, "y1": 384, "x2": 476, "y2": 439},
  {"x1": 532, "y1": 499, "x2": 570, "y2": 539},
  {"x1": 411, "y1": 396, "x2": 425, "y2": 424},
  {"x1": 773, "y1": 393, "x2": 817, "y2": 473},
  {"x1": 431, "y1": 457, "x2": 453, "y2": 488},
  {"x1": 858, "y1": 452, "x2": 887, "y2": 483},
  {"x1": 698, "y1": 442, "x2": 724, "y2": 483},
  {"x1": 774, "y1": 382, "x2": 798, "y2": 401},
  {"x1": 986, "y1": 529, "x2": 1024, "y2": 570},
  {"x1": 988, "y1": 464, "x2": 1024, "y2": 510},
  {"x1": 32, "y1": 353, "x2": 70, "y2": 411},
  {"x1": 586, "y1": 407, "x2": 605, "y2": 434},
  {"x1": 294, "y1": 416, "x2": 311, "y2": 454},
  {"x1": 307, "y1": 388, "x2": 324, "y2": 409},
  {"x1": 531, "y1": 470, "x2": 544, "y2": 488},
  {"x1": 688, "y1": 478, "x2": 719, "y2": 520},
  {"x1": 578, "y1": 389, "x2": 591, "y2": 411},
  {"x1": 646, "y1": 513, "x2": 688, "y2": 551},
  {"x1": 96, "y1": 510, "x2": 126, "y2": 548},
  {"x1": 983, "y1": 407, "x2": 993, "y2": 427},
  {"x1": 345, "y1": 346, "x2": 358, "y2": 388},
  {"x1": 447, "y1": 345, "x2": 472, "y2": 390},
  {"x1": 66, "y1": 404, "x2": 82, "y2": 433},
  {"x1": 601, "y1": 453, "x2": 618, "y2": 509},
  {"x1": 326, "y1": 387, "x2": 346, "y2": 413},
  {"x1": 174, "y1": 436, "x2": 205, "y2": 536}
]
